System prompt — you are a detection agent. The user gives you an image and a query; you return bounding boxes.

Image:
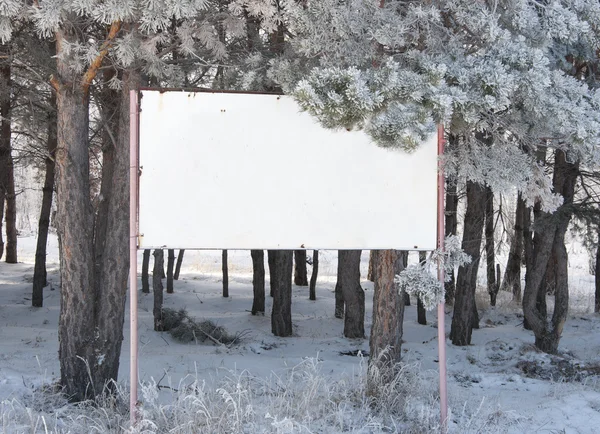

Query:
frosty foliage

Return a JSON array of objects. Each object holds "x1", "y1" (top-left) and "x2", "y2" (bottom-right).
[
  {"x1": 395, "y1": 235, "x2": 471, "y2": 310},
  {"x1": 0, "y1": 357, "x2": 514, "y2": 433},
  {"x1": 281, "y1": 0, "x2": 600, "y2": 207}
]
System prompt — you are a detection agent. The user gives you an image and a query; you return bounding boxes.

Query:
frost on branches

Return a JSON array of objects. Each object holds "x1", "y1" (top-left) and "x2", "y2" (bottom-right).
[{"x1": 395, "y1": 236, "x2": 470, "y2": 311}]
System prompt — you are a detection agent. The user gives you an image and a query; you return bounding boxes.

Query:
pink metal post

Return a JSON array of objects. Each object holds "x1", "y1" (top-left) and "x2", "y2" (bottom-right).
[
  {"x1": 129, "y1": 89, "x2": 139, "y2": 425},
  {"x1": 437, "y1": 124, "x2": 448, "y2": 432}
]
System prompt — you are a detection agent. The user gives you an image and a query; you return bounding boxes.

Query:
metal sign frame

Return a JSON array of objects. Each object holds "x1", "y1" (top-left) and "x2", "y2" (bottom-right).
[{"x1": 128, "y1": 89, "x2": 448, "y2": 431}]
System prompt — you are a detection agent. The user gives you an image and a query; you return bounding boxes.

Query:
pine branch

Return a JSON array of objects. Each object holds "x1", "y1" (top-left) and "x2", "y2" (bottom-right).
[{"x1": 81, "y1": 21, "x2": 121, "y2": 95}]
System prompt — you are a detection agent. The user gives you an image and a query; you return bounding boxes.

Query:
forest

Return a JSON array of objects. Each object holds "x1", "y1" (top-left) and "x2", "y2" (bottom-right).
[{"x1": 0, "y1": 0, "x2": 599, "y2": 433}]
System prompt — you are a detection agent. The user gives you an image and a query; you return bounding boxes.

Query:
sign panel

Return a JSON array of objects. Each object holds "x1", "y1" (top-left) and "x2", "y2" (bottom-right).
[{"x1": 138, "y1": 90, "x2": 438, "y2": 250}]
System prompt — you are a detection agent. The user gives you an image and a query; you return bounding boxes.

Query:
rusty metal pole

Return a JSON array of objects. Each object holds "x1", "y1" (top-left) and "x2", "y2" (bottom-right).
[
  {"x1": 129, "y1": 89, "x2": 139, "y2": 426},
  {"x1": 437, "y1": 124, "x2": 448, "y2": 432}
]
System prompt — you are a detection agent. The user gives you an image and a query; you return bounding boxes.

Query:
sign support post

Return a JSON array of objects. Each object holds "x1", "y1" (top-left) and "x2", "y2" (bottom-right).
[
  {"x1": 129, "y1": 89, "x2": 139, "y2": 426},
  {"x1": 436, "y1": 125, "x2": 447, "y2": 433}
]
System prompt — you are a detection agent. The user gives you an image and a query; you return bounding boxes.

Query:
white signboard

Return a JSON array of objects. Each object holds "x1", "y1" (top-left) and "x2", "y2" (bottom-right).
[{"x1": 138, "y1": 90, "x2": 438, "y2": 250}]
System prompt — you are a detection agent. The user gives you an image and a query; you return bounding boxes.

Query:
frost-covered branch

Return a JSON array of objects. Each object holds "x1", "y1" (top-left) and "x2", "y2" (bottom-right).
[{"x1": 395, "y1": 235, "x2": 471, "y2": 311}]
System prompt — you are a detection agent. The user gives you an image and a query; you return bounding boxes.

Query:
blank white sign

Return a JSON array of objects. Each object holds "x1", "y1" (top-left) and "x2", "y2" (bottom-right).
[{"x1": 137, "y1": 90, "x2": 438, "y2": 250}]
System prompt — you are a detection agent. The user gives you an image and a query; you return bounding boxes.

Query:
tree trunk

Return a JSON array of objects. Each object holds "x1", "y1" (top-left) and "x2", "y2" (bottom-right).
[
  {"x1": 294, "y1": 250, "x2": 308, "y2": 286},
  {"x1": 55, "y1": 36, "x2": 136, "y2": 401},
  {"x1": 174, "y1": 249, "x2": 184, "y2": 280},
  {"x1": 368, "y1": 250, "x2": 404, "y2": 392},
  {"x1": 367, "y1": 251, "x2": 376, "y2": 282},
  {"x1": 222, "y1": 249, "x2": 229, "y2": 297},
  {"x1": 251, "y1": 249, "x2": 265, "y2": 315},
  {"x1": 417, "y1": 251, "x2": 427, "y2": 325},
  {"x1": 153, "y1": 249, "x2": 164, "y2": 331},
  {"x1": 55, "y1": 69, "x2": 97, "y2": 401},
  {"x1": 141, "y1": 249, "x2": 150, "y2": 293},
  {"x1": 0, "y1": 187, "x2": 4, "y2": 260},
  {"x1": 444, "y1": 137, "x2": 460, "y2": 305},
  {"x1": 595, "y1": 233, "x2": 599, "y2": 313},
  {"x1": 271, "y1": 250, "x2": 293, "y2": 337},
  {"x1": 337, "y1": 250, "x2": 365, "y2": 338},
  {"x1": 450, "y1": 181, "x2": 486, "y2": 346},
  {"x1": 166, "y1": 249, "x2": 175, "y2": 294},
  {"x1": 334, "y1": 255, "x2": 345, "y2": 318},
  {"x1": 502, "y1": 193, "x2": 525, "y2": 302},
  {"x1": 309, "y1": 250, "x2": 318, "y2": 301},
  {"x1": 268, "y1": 250, "x2": 276, "y2": 297},
  {"x1": 395, "y1": 250, "x2": 410, "y2": 306},
  {"x1": 32, "y1": 91, "x2": 57, "y2": 308},
  {"x1": 485, "y1": 187, "x2": 499, "y2": 306},
  {"x1": 523, "y1": 150, "x2": 578, "y2": 354},
  {"x1": 1, "y1": 43, "x2": 16, "y2": 264}
]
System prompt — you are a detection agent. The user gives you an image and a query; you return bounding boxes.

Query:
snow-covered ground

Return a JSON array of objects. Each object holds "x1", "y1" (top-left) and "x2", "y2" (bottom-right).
[{"x1": 0, "y1": 233, "x2": 599, "y2": 433}]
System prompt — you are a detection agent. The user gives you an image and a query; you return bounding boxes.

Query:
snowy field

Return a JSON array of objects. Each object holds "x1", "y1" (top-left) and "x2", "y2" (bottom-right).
[{"x1": 0, "y1": 233, "x2": 599, "y2": 433}]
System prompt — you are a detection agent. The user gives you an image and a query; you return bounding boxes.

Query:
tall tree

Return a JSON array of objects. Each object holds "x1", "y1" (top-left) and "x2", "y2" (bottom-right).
[
  {"x1": 251, "y1": 249, "x2": 265, "y2": 315},
  {"x1": 174, "y1": 249, "x2": 185, "y2": 280},
  {"x1": 523, "y1": 150, "x2": 579, "y2": 353},
  {"x1": 153, "y1": 249, "x2": 164, "y2": 331},
  {"x1": 294, "y1": 250, "x2": 308, "y2": 286},
  {"x1": 502, "y1": 193, "x2": 526, "y2": 302},
  {"x1": 417, "y1": 251, "x2": 427, "y2": 325},
  {"x1": 309, "y1": 250, "x2": 318, "y2": 301},
  {"x1": 271, "y1": 250, "x2": 293, "y2": 337},
  {"x1": 336, "y1": 250, "x2": 364, "y2": 338},
  {"x1": 0, "y1": 42, "x2": 16, "y2": 263},
  {"x1": 167, "y1": 249, "x2": 175, "y2": 294},
  {"x1": 368, "y1": 250, "x2": 403, "y2": 391},
  {"x1": 222, "y1": 249, "x2": 229, "y2": 297},
  {"x1": 485, "y1": 187, "x2": 500, "y2": 306},
  {"x1": 450, "y1": 180, "x2": 486, "y2": 346},
  {"x1": 32, "y1": 90, "x2": 57, "y2": 307},
  {"x1": 141, "y1": 249, "x2": 150, "y2": 293},
  {"x1": 444, "y1": 138, "x2": 459, "y2": 306}
]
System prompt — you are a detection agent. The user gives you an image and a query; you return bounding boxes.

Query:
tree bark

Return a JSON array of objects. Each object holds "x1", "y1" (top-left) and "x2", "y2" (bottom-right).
[
  {"x1": 294, "y1": 250, "x2": 308, "y2": 286},
  {"x1": 32, "y1": 91, "x2": 57, "y2": 308},
  {"x1": 222, "y1": 249, "x2": 229, "y2": 297},
  {"x1": 417, "y1": 251, "x2": 427, "y2": 325},
  {"x1": 334, "y1": 255, "x2": 345, "y2": 318},
  {"x1": 502, "y1": 193, "x2": 525, "y2": 302},
  {"x1": 395, "y1": 250, "x2": 410, "y2": 306},
  {"x1": 55, "y1": 26, "x2": 135, "y2": 401},
  {"x1": 268, "y1": 250, "x2": 276, "y2": 297},
  {"x1": 337, "y1": 250, "x2": 365, "y2": 338},
  {"x1": 309, "y1": 250, "x2": 318, "y2": 300},
  {"x1": 166, "y1": 249, "x2": 175, "y2": 294},
  {"x1": 271, "y1": 250, "x2": 293, "y2": 337},
  {"x1": 368, "y1": 250, "x2": 404, "y2": 392},
  {"x1": 367, "y1": 251, "x2": 376, "y2": 282},
  {"x1": 450, "y1": 181, "x2": 486, "y2": 346},
  {"x1": 153, "y1": 249, "x2": 164, "y2": 331},
  {"x1": 251, "y1": 249, "x2": 265, "y2": 315},
  {"x1": 141, "y1": 249, "x2": 150, "y2": 293},
  {"x1": 1, "y1": 43, "x2": 16, "y2": 264},
  {"x1": 485, "y1": 187, "x2": 499, "y2": 306},
  {"x1": 174, "y1": 249, "x2": 185, "y2": 280},
  {"x1": 523, "y1": 150, "x2": 578, "y2": 353},
  {"x1": 444, "y1": 136, "x2": 460, "y2": 305}
]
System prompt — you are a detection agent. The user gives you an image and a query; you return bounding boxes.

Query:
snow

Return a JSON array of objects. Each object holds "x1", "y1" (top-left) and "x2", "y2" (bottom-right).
[{"x1": 0, "y1": 233, "x2": 599, "y2": 432}]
